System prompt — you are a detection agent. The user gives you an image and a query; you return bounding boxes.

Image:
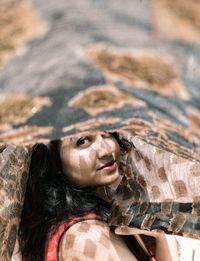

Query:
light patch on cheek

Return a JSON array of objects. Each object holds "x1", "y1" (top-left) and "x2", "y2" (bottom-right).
[
  {"x1": 66, "y1": 148, "x2": 74, "y2": 167},
  {"x1": 80, "y1": 148, "x2": 96, "y2": 170},
  {"x1": 87, "y1": 147, "x2": 97, "y2": 168},
  {"x1": 69, "y1": 152, "x2": 83, "y2": 179},
  {"x1": 61, "y1": 148, "x2": 80, "y2": 178}
]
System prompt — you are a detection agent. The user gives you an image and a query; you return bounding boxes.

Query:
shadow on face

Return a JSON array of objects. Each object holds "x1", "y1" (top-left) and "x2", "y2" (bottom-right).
[{"x1": 59, "y1": 130, "x2": 121, "y2": 187}]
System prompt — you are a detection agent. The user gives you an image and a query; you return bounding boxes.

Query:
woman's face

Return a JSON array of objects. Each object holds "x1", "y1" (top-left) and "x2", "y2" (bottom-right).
[{"x1": 60, "y1": 131, "x2": 120, "y2": 187}]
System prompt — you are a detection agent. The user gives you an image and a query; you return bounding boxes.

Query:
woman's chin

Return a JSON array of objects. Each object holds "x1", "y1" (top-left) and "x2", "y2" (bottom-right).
[{"x1": 102, "y1": 170, "x2": 121, "y2": 186}]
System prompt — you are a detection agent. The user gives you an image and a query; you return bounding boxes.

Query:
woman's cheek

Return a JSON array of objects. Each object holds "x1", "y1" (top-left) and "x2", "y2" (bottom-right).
[
  {"x1": 78, "y1": 156, "x2": 89, "y2": 173},
  {"x1": 64, "y1": 149, "x2": 75, "y2": 168},
  {"x1": 82, "y1": 147, "x2": 96, "y2": 168},
  {"x1": 110, "y1": 139, "x2": 120, "y2": 158}
]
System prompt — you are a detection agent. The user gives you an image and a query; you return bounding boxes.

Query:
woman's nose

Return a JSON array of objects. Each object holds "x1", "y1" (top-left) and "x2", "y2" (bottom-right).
[{"x1": 95, "y1": 136, "x2": 112, "y2": 159}]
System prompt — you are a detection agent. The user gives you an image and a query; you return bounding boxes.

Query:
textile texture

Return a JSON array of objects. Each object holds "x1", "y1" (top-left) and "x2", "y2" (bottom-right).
[
  {"x1": 0, "y1": 145, "x2": 31, "y2": 260},
  {"x1": 1, "y1": 0, "x2": 200, "y2": 259},
  {"x1": 96, "y1": 134, "x2": 200, "y2": 239}
]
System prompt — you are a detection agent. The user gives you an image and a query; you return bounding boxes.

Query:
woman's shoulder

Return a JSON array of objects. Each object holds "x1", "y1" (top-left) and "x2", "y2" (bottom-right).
[
  {"x1": 58, "y1": 219, "x2": 113, "y2": 260},
  {"x1": 60, "y1": 219, "x2": 110, "y2": 250},
  {"x1": 58, "y1": 219, "x2": 137, "y2": 261},
  {"x1": 62, "y1": 219, "x2": 109, "y2": 237}
]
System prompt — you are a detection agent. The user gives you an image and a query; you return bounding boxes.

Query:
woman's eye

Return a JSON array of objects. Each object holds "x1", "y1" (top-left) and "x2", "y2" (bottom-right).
[
  {"x1": 103, "y1": 132, "x2": 112, "y2": 138},
  {"x1": 76, "y1": 136, "x2": 90, "y2": 146}
]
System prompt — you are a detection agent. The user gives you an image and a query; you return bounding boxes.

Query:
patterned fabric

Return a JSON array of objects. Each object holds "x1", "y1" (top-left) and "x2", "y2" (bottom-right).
[
  {"x1": 45, "y1": 213, "x2": 106, "y2": 261},
  {"x1": 1, "y1": 1, "x2": 200, "y2": 259},
  {"x1": 0, "y1": 144, "x2": 31, "y2": 260},
  {"x1": 96, "y1": 134, "x2": 200, "y2": 239}
]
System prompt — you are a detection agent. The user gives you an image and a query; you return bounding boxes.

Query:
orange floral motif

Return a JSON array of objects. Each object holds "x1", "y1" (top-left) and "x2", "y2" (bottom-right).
[
  {"x1": 152, "y1": 0, "x2": 200, "y2": 43},
  {"x1": 87, "y1": 45, "x2": 189, "y2": 99},
  {"x1": 68, "y1": 85, "x2": 145, "y2": 116},
  {"x1": 0, "y1": 0, "x2": 46, "y2": 65},
  {"x1": 0, "y1": 96, "x2": 51, "y2": 131},
  {"x1": 0, "y1": 126, "x2": 52, "y2": 145}
]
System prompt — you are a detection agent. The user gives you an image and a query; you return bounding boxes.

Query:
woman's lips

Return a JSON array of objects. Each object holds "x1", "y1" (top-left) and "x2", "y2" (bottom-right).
[{"x1": 97, "y1": 160, "x2": 118, "y2": 173}]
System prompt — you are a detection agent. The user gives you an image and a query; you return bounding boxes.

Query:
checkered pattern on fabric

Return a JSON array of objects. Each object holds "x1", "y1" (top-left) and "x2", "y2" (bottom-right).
[
  {"x1": 45, "y1": 213, "x2": 106, "y2": 261},
  {"x1": 58, "y1": 219, "x2": 137, "y2": 261}
]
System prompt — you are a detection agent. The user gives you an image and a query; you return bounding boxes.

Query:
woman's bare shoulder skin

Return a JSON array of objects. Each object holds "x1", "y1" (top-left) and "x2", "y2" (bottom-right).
[{"x1": 59, "y1": 219, "x2": 137, "y2": 261}]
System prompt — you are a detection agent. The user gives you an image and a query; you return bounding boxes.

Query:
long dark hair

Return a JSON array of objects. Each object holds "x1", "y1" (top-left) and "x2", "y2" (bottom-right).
[{"x1": 18, "y1": 139, "x2": 111, "y2": 261}]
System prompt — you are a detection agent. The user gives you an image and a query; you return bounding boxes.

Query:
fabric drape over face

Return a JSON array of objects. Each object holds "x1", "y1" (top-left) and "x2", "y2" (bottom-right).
[
  {"x1": 95, "y1": 133, "x2": 200, "y2": 240},
  {"x1": 1, "y1": 1, "x2": 200, "y2": 259},
  {"x1": 1, "y1": 129, "x2": 200, "y2": 259}
]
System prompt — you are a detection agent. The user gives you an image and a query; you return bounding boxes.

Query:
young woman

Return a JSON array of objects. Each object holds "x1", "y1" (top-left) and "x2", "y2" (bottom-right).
[{"x1": 18, "y1": 130, "x2": 156, "y2": 261}]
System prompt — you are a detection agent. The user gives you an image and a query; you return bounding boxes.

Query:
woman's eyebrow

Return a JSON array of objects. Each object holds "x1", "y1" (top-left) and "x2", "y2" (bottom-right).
[
  {"x1": 102, "y1": 132, "x2": 111, "y2": 137},
  {"x1": 61, "y1": 137, "x2": 75, "y2": 149}
]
